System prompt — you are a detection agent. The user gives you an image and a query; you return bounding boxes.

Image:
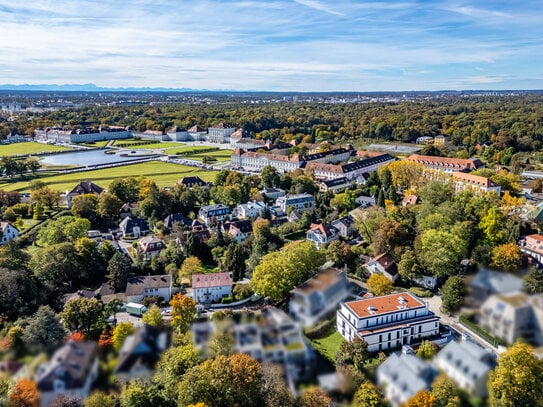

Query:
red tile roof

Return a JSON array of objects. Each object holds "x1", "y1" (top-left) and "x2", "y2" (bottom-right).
[
  {"x1": 345, "y1": 292, "x2": 425, "y2": 319},
  {"x1": 451, "y1": 171, "x2": 497, "y2": 187},
  {"x1": 192, "y1": 272, "x2": 232, "y2": 289},
  {"x1": 407, "y1": 154, "x2": 483, "y2": 171}
]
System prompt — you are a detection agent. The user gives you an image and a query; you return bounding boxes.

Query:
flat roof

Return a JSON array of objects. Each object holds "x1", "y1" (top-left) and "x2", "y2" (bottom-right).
[{"x1": 345, "y1": 292, "x2": 425, "y2": 319}]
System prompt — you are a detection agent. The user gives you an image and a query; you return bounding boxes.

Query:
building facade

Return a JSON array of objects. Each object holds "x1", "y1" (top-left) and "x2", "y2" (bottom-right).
[
  {"x1": 197, "y1": 204, "x2": 231, "y2": 226},
  {"x1": 192, "y1": 272, "x2": 233, "y2": 304},
  {"x1": 336, "y1": 292, "x2": 440, "y2": 352},
  {"x1": 0, "y1": 221, "x2": 18, "y2": 244}
]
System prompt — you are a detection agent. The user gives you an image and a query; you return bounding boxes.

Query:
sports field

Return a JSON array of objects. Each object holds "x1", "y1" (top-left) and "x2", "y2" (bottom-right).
[
  {"x1": 0, "y1": 142, "x2": 72, "y2": 157},
  {"x1": 0, "y1": 161, "x2": 216, "y2": 192}
]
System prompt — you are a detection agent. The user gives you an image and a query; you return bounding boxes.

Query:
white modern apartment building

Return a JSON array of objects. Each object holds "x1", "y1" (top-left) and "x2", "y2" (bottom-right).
[
  {"x1": 337, "y1": 292, "x2": 440, "y2": 352},
  {"x1": 275, "y1": 193, "x2": 315, "y2": 214}
]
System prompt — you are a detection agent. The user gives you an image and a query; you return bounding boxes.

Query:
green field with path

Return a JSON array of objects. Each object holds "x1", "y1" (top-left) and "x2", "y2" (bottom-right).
[
  {"x1": 0, "y1": 161, "x2": 216, "y2": 192},
  {"x1": 0, "y1": 142, "x2": 72, "y2": 157}
]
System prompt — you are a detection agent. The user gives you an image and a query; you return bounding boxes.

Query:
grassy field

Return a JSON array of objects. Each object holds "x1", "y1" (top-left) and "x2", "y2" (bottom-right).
[
  {"x1": 0, "y1": 161, "x2": 216, "y2": 192},
  {"x1": 0, "y1": 142, "x2": 72, "y2": 157},
  {"x1": 82, "y1": 141, "x2": 109, "y2": 147},
  {"x1": 311, "y1": 329, "x2": 344, "y2": 364},
  {"x1": 119, "y1": 142, "x2": 184, "y2": 149},
  {"x1": 188, "y1": 150, "x2": 232, "y2": 162},
  {"x1": 165, "y1": 146, "x2": 218, "y2": 154}
]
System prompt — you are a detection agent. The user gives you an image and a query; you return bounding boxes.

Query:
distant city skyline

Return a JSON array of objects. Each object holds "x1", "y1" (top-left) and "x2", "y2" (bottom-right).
[{"x1": 1, "y1": 0, "x2": 542, "y2": 91}]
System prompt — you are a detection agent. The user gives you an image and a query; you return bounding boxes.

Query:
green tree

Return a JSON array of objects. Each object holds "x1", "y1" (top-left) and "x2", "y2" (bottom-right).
[
  {"x1": 62, "y1": 297, "x2": 104, "y2": 339},
  {"x1": 141, "y1": 305, "x2": 164, "y2": 328},
  {"x1": 36, "y1": 216, "x2": 91, "y2": 246},
  {"x1": 524, "y1": 267, "x2": 543, "y2": 294},
  {"x1": 112, "y1": 322, "x2": 135, "y2": 351},
  {"x1": 488, "y1": 342, "x2": 543, "y2": 407},
  {"x1": 335, "y1": 337, "x2": 369, "y2": 371},
  {"x1": 440, "y1": 276, "x2": 466, "y2": 313},
  {"x1": 107, "y1": 252, "x2": 132, "y2": 292},
  {"x1": 261, "y1": 165, "x2": 280, "y2": 188},
  {"x1": 352, "y1": 381, "x2": 387, "y2": 407},
  {"x1": 250, "y1": 240, "x2": 325, "y2": 301},
  {"x1": 98, "y1": 192, "x2": 123, "y2": 218},
  {"x1": 31, "y1": 186, "x2": 60, "y2": 208},
  {"x1": 479, "y1": 207, "x2": 507, "y2": 246},
  {"x1": 416, "y1": 340, "x2": 437, "y2": 360},
  {"x1": 23, "y1": 305, "x2": 66, "y2": 354},
  {"x1": 398, "y1": 249, "x2": 423, "y2": 280},
  {"x1": 71, "y1": 194, "x2": 99, "y2": 221},
  {"x1": 153, "y1": 344, "x2": 201, "y2": 400},
  {"x1": 420, "y1": 229, "x2": 467, "y2": 277},
  {"x1": 109, "y1": 177, "x2": 140, "y2": 203},
  {"x1": 0, "y1": 267, "x2": 37, "y2": 321},
  {"x1": 84, "y1": 392, "x2": 117, "y2": 407},
  {"x1": 222, "y1": 243, "x2": 246, "y2": 282}
]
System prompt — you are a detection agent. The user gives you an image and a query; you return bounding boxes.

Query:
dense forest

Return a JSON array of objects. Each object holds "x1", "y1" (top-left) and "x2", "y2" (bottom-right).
[{"x1": 3, "y1": 96, "x2": 543, "y2": 162}]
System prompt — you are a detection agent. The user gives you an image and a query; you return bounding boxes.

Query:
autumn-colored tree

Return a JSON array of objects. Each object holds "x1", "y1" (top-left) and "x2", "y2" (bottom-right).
[
  {"x1": 479, "y1": 207, "x2": 507, "y2": 246},
  {"x1": 416, "y1": 340, "x2": 437, "y2": 360},
  {"x1": 9, "y1": 379, "x2": 39, "y2": 407},
  {"x1": 387, "y1": 160, "x2": 425, "y2": 190},
  {"x1": 112, "y1": 322, "x2": 135, "y2": 351},
  {"x1": 491, "y1": 243, "x2": 523, "y2": 272},
  {"x1": 179, "y1": 256, "x2": 204, "y2": 280},
  {"x1": 187, "y1": 404, "x2": 209, "y2": 407},
  {"x1": 352, "y1": 381, "x2": 387, "y2": 407},
  {"x1": 366, "y1": 273, "x2": 394, "y2": 296},
  {"x1": 430, "y1": 374, "x2": 462, "y2": 407},
  {"x1": 141, "y1": 304, "x2": 164, "y2": 328},
  {"x1": 84, "y1": 391, "x2": 117, "y2": 407},
  {"x1": 488, "y1": 341, "x2": 543, "y2": 406},
  {"x1": 170, "y1": 293, "x2": 196, "y2": 332},
  {"x1": 98, "y1": 328, "x2": 113, "y2": 349},
  {"x1": 299, "y1": 387, "x2": 333, "y2": 407},
  {"x1": 406, "y1": 390, "x2": 436, "y2": 407},
  {"x1": 369, "y1": 219, "x2": 408, "y2": 258},
  {"x1": 154, "y1": 344, "x2": 201, "y2": 400}
]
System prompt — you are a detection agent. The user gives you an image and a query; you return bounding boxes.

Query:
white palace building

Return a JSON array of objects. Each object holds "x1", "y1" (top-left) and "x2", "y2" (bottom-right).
[{"x1": 337, "y1": 292, "x2": 440, "y2": 352}]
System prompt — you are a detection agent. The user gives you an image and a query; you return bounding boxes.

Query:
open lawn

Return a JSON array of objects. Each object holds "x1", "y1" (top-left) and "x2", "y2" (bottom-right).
[
  {"x1": 311, "y1": 330, "x2": 344, "y2": 364},
  {"x1": 82, "y1": 141, "x2": 109, "y2": 147},
  {"x1": 0, "y1": 161, "x2": 216, "y2": 192},
  {"x1": 0, "y1": 142, "x2": 72, "y2": 157},
  {"x1": 188, "y1": 150, "x2": 232, "y2": 162},
  {"x1": 162, "y1": 145, "x2": 217, "y2": 154}
]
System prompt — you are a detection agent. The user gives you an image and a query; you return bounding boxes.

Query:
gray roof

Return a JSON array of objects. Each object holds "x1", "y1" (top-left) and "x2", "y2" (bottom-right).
[
  {"x1": 470, "y1": 268, "x2": 523, "y2": 294},
  {"x1": 378, "y1": 353, "x2": 435, "y2": 400},
  {"x1": 36, "y1": 341, "x2": 97, "y2": 392},
  {"x1": 125, "y1": 275, "x2": 171, "y2": 296},
  {"x1": 435, "y1": 340, "x2": 494, "y2": 381}
]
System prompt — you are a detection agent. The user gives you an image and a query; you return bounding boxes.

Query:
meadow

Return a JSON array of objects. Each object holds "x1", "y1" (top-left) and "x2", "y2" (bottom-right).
[
  {"x1": 0, "y1": 142, "x2": 72, "y2": 157},
  {"x1": 0, "y1": 161, "x2": 216, "y2": 192}
]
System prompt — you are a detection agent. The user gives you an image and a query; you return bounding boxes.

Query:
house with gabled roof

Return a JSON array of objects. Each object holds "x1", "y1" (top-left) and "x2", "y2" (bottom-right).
[
  {"x1": 36, "y1": 340, "x2": 98, "y2": 407},
  {"x1": 331, "y1": 215, "x2": 356, "y2": 238},
  {"x1": 66, "y1": 181, "x2": 104, "y2": 208},
  {"x1": 365, "y1": 253, "x2": 398, "y2": 282},
  {"x1": 306, "y1": 222, "x2": 340, "y2": 249},
  {"x1": 290, "y1": 267, "x2": 350, "y2": 327},
  {"x1": 435, "y1": 339, "x2": 495, "y2": 397},
  {"x1": 115, "y1": 324, "x2": 171, "y2": 382},
  {"x1": 222, "y1": 219, "x2": 253, "y2": 243},
  {"x1": 137, "y1": 235, "x2": 166, "y2": 260},
  {"x1": 119, "y1": 216, "x2": 150, "y2": 238},
  {"x1": 192, "y1": 272, "x2": 232, "y2": 304},
  {"x1": 125, "y1": 275, "x2": 175, "y2": 303},
  {"x1": 163, "y1": 213, "x2": 189, "y2": 229},
  {"x1": 0, "y1": 221, "x2": 18, "y2": 245}
]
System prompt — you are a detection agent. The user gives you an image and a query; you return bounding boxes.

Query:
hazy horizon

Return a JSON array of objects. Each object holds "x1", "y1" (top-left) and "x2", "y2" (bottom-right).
[{"x1": 1, "y1": 1, "x2": 542, "y2": 91}]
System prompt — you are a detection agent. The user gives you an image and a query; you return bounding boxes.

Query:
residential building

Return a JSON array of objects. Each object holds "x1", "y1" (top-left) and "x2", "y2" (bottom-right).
[
  {"x1": 318, "y1": 177, "x2": 352, "y2": 193},
  {"x1": 222, "y1": 219, "x2": 253, "y2": 243},
  {"x1": 306, "y1": 222, "x2": 340, "y2": 249},
  {"x1": 306, "y1": 154, "x2": 395, "y2": 180},
  {"x1": 290, "y1": 267, "x2": 350, "y2": 327},
  {"x1": 137, "y1": 235, "x2": 166, "y2": 260},
  {"x1": 190, "y1": 220, "x2": 211, "y2": 244},
  {"x1": 275, "y1": 193, "x2": 315, "y2": 214},
  {"x1": 192, "y1": 307, "x2": 314, "y2": 382},
  {"x1": 125, "y1": 275, "x2": 175, "y2": 303},
  {"x1": 377, "y1": 353, "x2": 436, "y2": 407},
  {"x1": 198, "y1": 204, "x2": 231, "y2": 226},
  {"x1": 120, "y1": 202, "x2": 139, "y2": 219},
  {"x1": 66, "y1": 181, "x2": 104, "y2": 208},
  {"x1": 259, "y1": 187, "x2": 287, "y2": 200},
  {"x1": 411, "y1": 274, "x2": 438, "y2": 290},
  {"x1": 520, "y1": 234, "x2": 543, "y2": 264},
  {"x1": 451, "y1": 172, "x2": 501, "y2": 194},
  {"x1": 470, "y1": 268, "x2": 524, "y2": 303},
  {"x1": 163, "y1": 213, "x2": 189, "y2": 229},
  {"x1": 177, "y1": 176, "x2": 208, "y2": 188},
  {"x1": 331, "y1": 215, "x2": 356, "y2": 238},
  {"x1": 234, "y1": 200, "x2": 267, "y2": 219},
  {"x1": 365, "y1": 253, "x2": 398, "y2": 282},
  {"x1": 115, "y1": 324, "x2": 171, "y2": 382},
  {"x1": 406, "y1": 154, "x2": 484, "y2": 173},
  {"x1": 0, "y1": 221, "x2": 18, "y2": 244},
  {"x1": 119, "y1": 216, "x2": 150, "y2": 238},
  {"x1": 36, "y1": 341, "x2": 98, "y2": 407},
  {"x1": 479, "y1": 291, "x2": 543, "y2": 345},
  {"x1": 207, "y1": 123, "x2": 236, "y2": 143},
  {"x1": 336, "y1": 292, "x2": 440, "y2": 352},
  {"x1": 435, "y1": 340, "x2": 495, "y2": 397},
  {"x1": 401, "y1": 194, "x2": 419, "y2": 206},
  {"x1": 192, "y1": 272, "x2": 233, "y2": 304}
]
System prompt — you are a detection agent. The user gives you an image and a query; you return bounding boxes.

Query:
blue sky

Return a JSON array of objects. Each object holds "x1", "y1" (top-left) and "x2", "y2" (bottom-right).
[{"x1": 0, "y1": 0, "x2": 542, "y2": 91}]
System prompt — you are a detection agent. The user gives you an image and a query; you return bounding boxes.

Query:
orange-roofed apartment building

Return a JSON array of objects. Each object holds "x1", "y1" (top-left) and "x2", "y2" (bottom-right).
[
  {"x1": 451, "y1": 172, "x2": 501, "y2": 194},
  {"x1": 406, "y1": 154, "x2": 484, "y2": 173},
  {"x1": 337, "y1": 292, "x2": 440, "y2": 352},
  {"x1": 520, "y1": 234, "x2": 543, "y2": 264}
]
